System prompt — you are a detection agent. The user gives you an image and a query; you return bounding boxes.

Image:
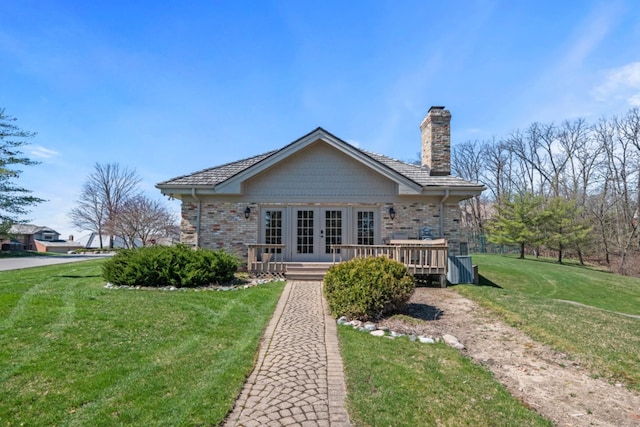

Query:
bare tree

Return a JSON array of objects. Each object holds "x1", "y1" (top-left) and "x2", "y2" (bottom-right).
[
  {"x1": 114, "y1": 195, "x2": 178, "y2": 247},
  {"x1": 69, "y1": 182, "x2": 106, "y2": 247},
  {"x1": 69, "y1": 163, "x2": 141, "y2": 248},
  {"x1": 481, "y1": 138, "x2": 515, "y2": 203},
  {"x1": 452, "y1": 140, "x2": 486, "y2": 235}
]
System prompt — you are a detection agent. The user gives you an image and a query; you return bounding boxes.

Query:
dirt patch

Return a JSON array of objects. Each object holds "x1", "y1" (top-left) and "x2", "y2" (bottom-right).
[{"x1": 377, "y1": 288, "x2": 640, "y2": 427}]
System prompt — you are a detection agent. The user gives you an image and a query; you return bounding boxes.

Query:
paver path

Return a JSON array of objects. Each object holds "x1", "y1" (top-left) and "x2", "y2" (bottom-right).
[{"x1": 224, "y1": 281, "x2": 350, "y2": 427}]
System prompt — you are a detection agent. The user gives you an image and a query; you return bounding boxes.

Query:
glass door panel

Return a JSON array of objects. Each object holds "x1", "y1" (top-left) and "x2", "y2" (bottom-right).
[
  {"x1": 296, "y1": 209, "x2": 315, "y2": 255},
  {"x1": 357, "y1": 211, "x2": 375, "y2": 245},
  {"x1": 324, "y1": 209, "x2": 343, "y2": 255}
]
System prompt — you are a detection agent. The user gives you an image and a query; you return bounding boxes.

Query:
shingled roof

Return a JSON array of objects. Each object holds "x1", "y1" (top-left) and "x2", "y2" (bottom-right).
[
  {"x1": 157, "y1": 128, "x2": 482, "y2": 191},
  {"x1": 157, "y1": 151, "x2": 278, "y2": 187},
  {"x1": 9, "y1": 224, "x2": 59, "y2": 235}
]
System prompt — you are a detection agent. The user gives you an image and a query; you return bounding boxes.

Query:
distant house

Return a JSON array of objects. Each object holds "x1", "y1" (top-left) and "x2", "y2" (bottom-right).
[
  {"x1": 156, "y1": 106, "x2": 486, "y2": 267},
  {"x1": 6, "y1": 224, "x2": 60, "y2": 251},
  {"x1": 4, "y1": 224, "x2": 83, "y2": 253}
]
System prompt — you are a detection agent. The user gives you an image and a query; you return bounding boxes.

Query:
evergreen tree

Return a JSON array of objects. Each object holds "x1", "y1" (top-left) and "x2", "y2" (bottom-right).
[
  {"x1": 486, "y1": 192, "x2": 545, "y2": 259},
  {"x1": 542, "y1": 197, "x2": 592, "y2": 263},
  {"x1": 0, "y1": 108, "x2": 45, "y2": 235}
]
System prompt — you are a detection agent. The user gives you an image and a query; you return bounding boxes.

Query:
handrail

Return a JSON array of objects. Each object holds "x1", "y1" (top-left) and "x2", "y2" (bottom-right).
[
  {"x1": 246, "y1": 243, "x2": 286, "y2": 275},
  {"x1": 246, "y1": 241, "x2": 449, "y2": 278},
  {"x1": 331, "y1": 242, "x2": 448, "y2": 275}
]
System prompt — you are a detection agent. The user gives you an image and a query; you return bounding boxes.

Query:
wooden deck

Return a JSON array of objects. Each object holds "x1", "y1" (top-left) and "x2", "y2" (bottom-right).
[{"x1": 247, "y1": 240, "x2": 448, "y2": 285}]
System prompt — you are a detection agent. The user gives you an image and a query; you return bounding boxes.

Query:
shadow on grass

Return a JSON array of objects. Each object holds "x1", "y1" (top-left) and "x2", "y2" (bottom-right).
[
  {"x1": 56, "y1": 274, "x2": 102, "y2": 278},
  {"x1": 448, "y1": 274, "x2": 502, "y2": 288},
  {"x1": 477, "y1": 274, "x2": 502, "y2": 288}
]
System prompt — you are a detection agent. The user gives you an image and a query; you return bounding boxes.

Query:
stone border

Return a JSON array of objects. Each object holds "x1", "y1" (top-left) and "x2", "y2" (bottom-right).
[{"x1": 337, "y1": 317, "x2": 465, "y2": 349}]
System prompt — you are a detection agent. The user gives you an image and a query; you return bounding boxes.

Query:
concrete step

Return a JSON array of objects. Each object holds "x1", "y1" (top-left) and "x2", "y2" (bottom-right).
[{"x1": 285, "y1": 263, "x2": 332, "y2": 281}]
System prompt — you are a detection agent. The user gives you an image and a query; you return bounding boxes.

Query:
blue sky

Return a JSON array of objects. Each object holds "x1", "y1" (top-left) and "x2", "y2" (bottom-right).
[{"x1": 1, "y1": 0, "x2": 640, "y2": 239}]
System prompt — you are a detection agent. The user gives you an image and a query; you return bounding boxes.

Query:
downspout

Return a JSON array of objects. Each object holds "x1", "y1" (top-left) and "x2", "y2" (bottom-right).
[
  {"x1": 439, "y1": 188, "x2": 450, "y2": 238},
  {"x1": 191, "y1": 188, "x2": 201, "y2": 248}
]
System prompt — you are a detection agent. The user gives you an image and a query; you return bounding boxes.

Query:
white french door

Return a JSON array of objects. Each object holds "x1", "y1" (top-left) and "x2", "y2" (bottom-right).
[{"x1": 292, "y1": 207, "x2": 345, "y2": 261}]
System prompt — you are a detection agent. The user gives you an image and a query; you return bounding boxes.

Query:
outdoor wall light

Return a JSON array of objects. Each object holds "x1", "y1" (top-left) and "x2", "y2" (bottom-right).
[
  {"x1": 389, "y1": 207, "x2": 396, "y2": 220},
  {"x1": 244, "y1": 206, "x2": 251, "y2": 219}
]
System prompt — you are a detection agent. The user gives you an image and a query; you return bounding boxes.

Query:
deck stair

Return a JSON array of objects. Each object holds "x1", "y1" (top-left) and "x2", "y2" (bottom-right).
[{"x1": 285, "y1": 262, "x2": 333, "y2": 281}]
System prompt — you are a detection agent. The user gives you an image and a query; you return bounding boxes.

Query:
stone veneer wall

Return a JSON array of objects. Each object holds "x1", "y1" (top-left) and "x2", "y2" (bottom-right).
[
  {"x1": 382, "y1": 201, "x2": 462, "y2": 255},
  {"x1": 180, "y1": 199, "x2": 258, "y2": 260},
  {"x1": 421, "y1": 107, "x2": 451, "y2": 176},
  {"x1": 180, "y1": 199, "x2": 463, "y2": 260}
]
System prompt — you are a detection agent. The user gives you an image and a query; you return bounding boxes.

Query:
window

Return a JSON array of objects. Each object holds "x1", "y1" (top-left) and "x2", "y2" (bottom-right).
[
  {"x1": 357, "y1": 211, "x2": 375, "y2": 245},
  {"x1": 296, "y1": 210, "x2": 314, "y2": 254},
  {"x1": 264, "y1": 210, "x2": 283, "y2": 253},
  {"x1": 324, "y1": 210, "x2": 342, "y2": 254}
]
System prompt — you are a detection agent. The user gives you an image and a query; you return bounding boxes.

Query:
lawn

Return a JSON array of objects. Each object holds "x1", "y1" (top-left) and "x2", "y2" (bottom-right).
[
  {"x1": 0, "y1": 259, "x2": 284, "y2": 426},
  {"x1": 339, "y1": 327, "x2": 551, "y2": 427},
  {"x1": 456, "y1": 254, "x2": 640, "y2": 390}
]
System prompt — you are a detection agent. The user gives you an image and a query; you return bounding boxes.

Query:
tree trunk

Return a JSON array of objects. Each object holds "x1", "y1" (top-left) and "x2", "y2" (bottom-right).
[
  {"x1": 519, "y1": 242, "x2": 525, "y2": 259},
  {"x1": 558, "y1": 244, "x2": 563, "y2": 263}
]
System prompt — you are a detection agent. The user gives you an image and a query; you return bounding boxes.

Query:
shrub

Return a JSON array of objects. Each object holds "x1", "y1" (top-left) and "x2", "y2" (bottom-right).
[
  {"x1": 102, "y1": 245, "x2": 239, "y2": 288},
  {"x1": 323, "y1": 256, "x2": 415, "y2": 321}
]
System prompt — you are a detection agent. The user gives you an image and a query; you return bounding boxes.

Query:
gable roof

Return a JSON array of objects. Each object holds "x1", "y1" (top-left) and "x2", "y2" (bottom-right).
[
  {"x1": 157, "y1": 127, "x2": 485, "y2": 196},
  {"x1": 9, "y1": 224, "x2": 59, "y2": 236}
]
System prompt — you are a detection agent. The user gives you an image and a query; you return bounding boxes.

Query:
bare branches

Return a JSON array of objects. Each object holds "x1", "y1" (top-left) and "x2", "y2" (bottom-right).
[
  {"x1": 69, "y1": 163, "x2": 177, "y2": 248},
  {"x1": 453, "y1": 107, "x2": 640, "y2": 273},
  {"x1": 114, "y1": 195, "x2": 178, "y2": 248}
]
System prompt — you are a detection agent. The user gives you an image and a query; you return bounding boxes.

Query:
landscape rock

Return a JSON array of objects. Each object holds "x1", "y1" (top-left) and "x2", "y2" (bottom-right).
[
  {"x1": 418, "y1": 335, "x2": 435, "y2": 344},
  {"x1": 337, "y1": 316, "x2": 349, "y2": 325},
  {"x1": 442, "y1": 333, "x2": 464, "y2": 350},
  {"x1": 370, "y1": 330, "x2": 385, "y2": 337},
  {"x1": 363, "y1": 322, "x2": 377, "y2": 331}
]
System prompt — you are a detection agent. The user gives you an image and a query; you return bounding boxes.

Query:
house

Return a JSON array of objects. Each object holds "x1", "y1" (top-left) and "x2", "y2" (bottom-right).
[
  {"x1": 33, "y1": 239, "x2": 85, "y2": 254},
  {"x1": 6, "y1": 224, "x2": 61, "y2": 251},
  {"x1": 156, "y1": 106, "x2": 485, "y2": 271},
  {"x1": 4, "y1": 224, "x2": 84, "y2": 253}
]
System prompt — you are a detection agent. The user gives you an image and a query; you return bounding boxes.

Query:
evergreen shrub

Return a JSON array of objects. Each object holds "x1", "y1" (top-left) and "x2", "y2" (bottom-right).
[
  {"x1": 323, "y1": 256, "x2": 415, "y2": 321},
  {"x1": 102, "y1": 244, "x2": 239, "y2": 287}
]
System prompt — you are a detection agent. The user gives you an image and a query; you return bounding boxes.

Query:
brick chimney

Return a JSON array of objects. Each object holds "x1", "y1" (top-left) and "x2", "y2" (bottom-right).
[{"x1": 420, "y1": 106, "x2": 451, "y2": 176}]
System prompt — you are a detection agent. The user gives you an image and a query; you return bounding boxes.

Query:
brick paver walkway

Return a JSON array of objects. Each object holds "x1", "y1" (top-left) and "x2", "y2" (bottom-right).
[{"x1": 224, "y1": 281, "x2": 350, "y2": 427}]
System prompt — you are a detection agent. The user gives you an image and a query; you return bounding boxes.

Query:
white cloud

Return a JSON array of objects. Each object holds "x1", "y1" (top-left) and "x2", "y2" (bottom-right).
[
  {"x1": 594, "y1": 61, "x2": 640, "y2": 106},
  {"x1": 30, "y1": 145, "x2": 59, "y2": 159},
  {"x1": 629, "y1": 93, "x2": 640, "y2": 107}
]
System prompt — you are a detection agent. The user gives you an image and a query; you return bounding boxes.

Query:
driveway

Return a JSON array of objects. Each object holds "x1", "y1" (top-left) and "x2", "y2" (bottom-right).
[{"x1": 0, "y1": 253, "x2": 112, "y2": 271}]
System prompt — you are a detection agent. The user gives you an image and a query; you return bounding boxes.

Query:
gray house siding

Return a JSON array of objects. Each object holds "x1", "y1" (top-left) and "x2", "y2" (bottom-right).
[{"x1": 244, "y1": 142, "x2": 397, "y2": 198}]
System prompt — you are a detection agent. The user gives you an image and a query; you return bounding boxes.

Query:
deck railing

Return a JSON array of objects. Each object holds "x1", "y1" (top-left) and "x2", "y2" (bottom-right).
[
  {"x1": 331, "y1": 239, "x2": 448, "y2": 275},
  {"x1": 247, "y1": 239, "x2": 448, "y2": 280},
  {"x1": 247, "y1": 244, "x2": 286, "y2": 275}
]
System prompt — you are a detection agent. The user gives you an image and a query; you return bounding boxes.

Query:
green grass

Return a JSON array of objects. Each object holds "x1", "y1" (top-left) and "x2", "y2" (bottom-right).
[
  {"x1": 456, "y1": 254, "x2": 640, "y2": 389},
  {"x1": 339, "y1": 327, "x2": 552, "y2": 427},
  {"x1": 0, "y1": 260, "x2": 284, "y2": 426}
]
